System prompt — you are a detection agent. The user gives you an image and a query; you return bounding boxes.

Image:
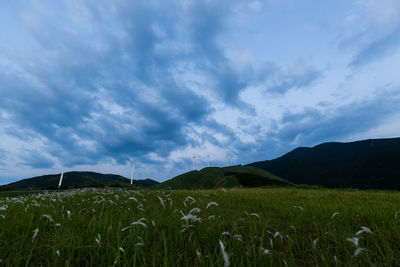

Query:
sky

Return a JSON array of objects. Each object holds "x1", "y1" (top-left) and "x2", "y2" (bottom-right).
[{"x1": 1, "y1": 0, "x2": 400, "y2": 184}]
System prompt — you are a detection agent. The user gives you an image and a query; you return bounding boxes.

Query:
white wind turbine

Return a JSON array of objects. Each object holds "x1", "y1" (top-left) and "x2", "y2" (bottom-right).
[
  {"x1": 207, "y1": 154, "x2": 210, "y2": 167},
  {"x1": 130, "y1": 162, "x2": 135, "y2": 185},
  {"x1": 58, "y1": 172, "x2": 64, "y2": 189}
]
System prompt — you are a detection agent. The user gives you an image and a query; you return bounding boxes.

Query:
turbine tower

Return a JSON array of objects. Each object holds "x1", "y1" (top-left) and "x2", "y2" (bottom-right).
[
  {"x1": 130, "y1": 163, "x2": 135, "y2": 185},
  {"x1": 207, "y1": 154, "x2": 210, "y2": 167},
  {"x1": 192, "y1": 154, "x2": 196, "y2": 170},
  {"x1": 58, "y1": 172, "x2": 64, "y2": 189}
]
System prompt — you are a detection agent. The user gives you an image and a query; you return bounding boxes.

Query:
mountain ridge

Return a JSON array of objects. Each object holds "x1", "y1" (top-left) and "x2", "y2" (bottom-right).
[
  {"x1": 248, "y1": 137, "x2": 400, "y2": 189},
  {"x1": 0, "y1": 171, "x2": 159, "y2": 190}
]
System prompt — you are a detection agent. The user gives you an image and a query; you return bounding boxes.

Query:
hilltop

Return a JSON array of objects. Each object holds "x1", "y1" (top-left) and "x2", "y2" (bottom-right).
[
  {"x1": 154, "y1": 165, "x2": 292, "y2": 189},
  {"x1": 0, "y1": 171, "x2": 159, "y2": 190},
  {"x1": 249, "y1": 137, "x2": 400, "y2": 189}
]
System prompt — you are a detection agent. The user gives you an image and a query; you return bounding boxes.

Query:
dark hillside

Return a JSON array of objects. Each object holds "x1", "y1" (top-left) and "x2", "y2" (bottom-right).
[
  {"x1": 249, "y1": 137, "x2": 400, "y2": 189},
  {"x1": 1, "y1": 171, "x2": 159, "y2": 190}
]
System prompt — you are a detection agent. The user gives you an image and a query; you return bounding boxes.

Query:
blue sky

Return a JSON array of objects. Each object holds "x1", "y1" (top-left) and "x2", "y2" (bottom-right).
[{"x1": 1, "y1": 0, "x2": 400, "y2": 184}]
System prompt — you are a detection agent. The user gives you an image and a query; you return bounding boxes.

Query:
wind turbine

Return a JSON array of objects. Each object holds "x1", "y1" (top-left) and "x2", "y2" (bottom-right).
[
  {"x1": 207, "y1": 154, "x2": 210, "y2": 167},
  {"x1": 58, "y1": 172, "x2": 64, "y2": 189},
  {"x1": 192, "y1": 154, "x2": 196, "y2": 170},
  {"x1": 130, "y1": 162, "x2": 135, "y2": 185}
]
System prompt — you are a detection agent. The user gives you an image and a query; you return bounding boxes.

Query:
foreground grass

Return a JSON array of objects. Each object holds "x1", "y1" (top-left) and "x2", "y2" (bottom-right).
[{"x1": 0, "y1": 188, "x2": 399, "y2": 266}]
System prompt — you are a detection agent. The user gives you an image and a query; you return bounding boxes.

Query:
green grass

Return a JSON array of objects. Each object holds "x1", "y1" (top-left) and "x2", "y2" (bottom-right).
[{"x1": 0, "y1": 188, "x2": 399, "y2": 266}]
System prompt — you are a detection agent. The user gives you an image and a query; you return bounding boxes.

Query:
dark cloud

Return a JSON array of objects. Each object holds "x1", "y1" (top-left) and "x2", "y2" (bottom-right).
[
  {"x1": 279, "y1": 89, "x2": 400, "y2": 146},
  {"x1": 18, "y1": 150, "x2": 55, "y2": 169},
  {"x1": 0, "y1": 0, "x2": 256, "y2": 172},
  {"x1": 350, "y1": 25, "x2": 400, "y2": 67},
  {"x1": 242, "y1": 88, "x2": 400, "y2": 163}
]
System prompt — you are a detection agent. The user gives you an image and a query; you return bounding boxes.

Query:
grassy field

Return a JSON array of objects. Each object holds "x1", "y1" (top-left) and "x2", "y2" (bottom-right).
[{"x1": 0, "y1": 188, "x2": 399, "y2": 266}]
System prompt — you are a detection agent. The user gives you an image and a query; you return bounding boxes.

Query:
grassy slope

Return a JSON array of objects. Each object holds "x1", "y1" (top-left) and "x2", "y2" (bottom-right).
[
  {"x1": 0, "y1": 188, "x2": 399, "y2": 266},
  {"x1": 2, "y1": 172, "x2": 158, "y2": 189},
  {"x1": 154, "y1": 165, "x2": 292, "y2": 189}
]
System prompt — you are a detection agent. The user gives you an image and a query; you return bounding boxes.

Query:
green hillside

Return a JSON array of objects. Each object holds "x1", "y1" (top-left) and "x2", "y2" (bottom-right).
[
  {"x1": 1, "y1": 171, "x2": 159, "y2": 190},
  {"x1": 154, "y1": 165, "x2": 292, "y2": 189}
]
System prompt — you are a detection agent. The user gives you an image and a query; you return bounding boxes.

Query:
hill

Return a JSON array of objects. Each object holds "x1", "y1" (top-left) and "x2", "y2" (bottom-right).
[
  {"x1": 248, "y1": 137, "x2": 400, "y2": 189},
  {"x1": 0, "y1": 171, "x2": 159, "y2": 190},
  {"x1": 154, "y1": 165, "x2": 292, "y2": 189}
]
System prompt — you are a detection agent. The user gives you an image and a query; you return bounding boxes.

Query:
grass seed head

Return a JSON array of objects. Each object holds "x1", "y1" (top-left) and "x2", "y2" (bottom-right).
[
  {"x1": 43, "y1": 214, "x2": 53, "y2": 222},
  {"x1": 331, "y1": 212, "x2": 340, "y2": 219},
  {"x1": 206, "y1": 202, "x2": 218, "y2": 209},
  {"x1": 355, "y1": 226, "x2": 373, "y2": 236},
  {"x1": 293, "y1": 206, "x2": 304, "y2": 211},
  {"x1": 32, "y1": 228, "x2": 39, "y2": 242},
  {"x1": 219, "y1": 239, "x2": 230, "y2": 267},
  {"x1": 354, "y1": 248, "x2": 365, "y2": 257},
  {"x1": 346, "y1": 237, "x2": 359, "y2": 247},
  {"x1": 260, "y1": 247, "x2": 270, "y2": 254}
]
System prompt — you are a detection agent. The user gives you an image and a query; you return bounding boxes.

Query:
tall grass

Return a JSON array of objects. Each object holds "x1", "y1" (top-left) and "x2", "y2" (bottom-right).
[{"x1": 0, "y1": 188, "x2": 399, "y2": 266}]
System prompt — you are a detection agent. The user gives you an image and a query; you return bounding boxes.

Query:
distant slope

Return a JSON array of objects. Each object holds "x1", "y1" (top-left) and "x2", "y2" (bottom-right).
[
  {"x1": 248, "y1": 137, "x2": 400, "y2": 189},
  {"x1": 1, "y1": 171, "x2": 159, "y2": 190},
  {"x1": 154, "y1": 165, "x2": 292, "y2": 189}
]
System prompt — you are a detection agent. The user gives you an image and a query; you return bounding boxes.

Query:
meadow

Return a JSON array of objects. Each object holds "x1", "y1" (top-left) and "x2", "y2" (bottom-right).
[{"x1": 0, "y1": 187, "x2": 399, "y2": 266}]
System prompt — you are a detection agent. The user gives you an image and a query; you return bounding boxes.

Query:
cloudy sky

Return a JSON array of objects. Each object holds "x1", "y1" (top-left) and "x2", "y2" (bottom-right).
[{"x1": 1, "y1": 0, "x2": 400, "y2": 184}]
